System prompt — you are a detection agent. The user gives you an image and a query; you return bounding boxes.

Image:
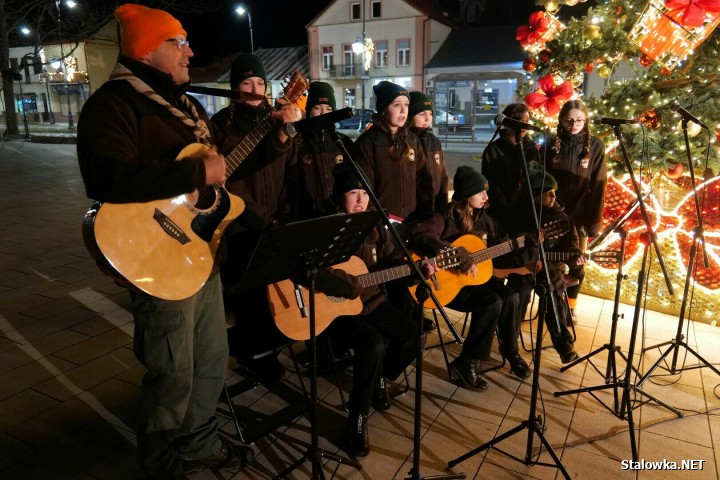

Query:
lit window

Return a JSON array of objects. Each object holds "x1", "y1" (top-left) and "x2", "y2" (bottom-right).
[
  {"x1": 397, "y1": 39, "x2": 410, "y2": 66},
  {"x1": 375, "y1": 41, "x2": 388, "y2": 68},
  {"x1": 322, "y1": 46, "x2": 333, "y2": 71}
]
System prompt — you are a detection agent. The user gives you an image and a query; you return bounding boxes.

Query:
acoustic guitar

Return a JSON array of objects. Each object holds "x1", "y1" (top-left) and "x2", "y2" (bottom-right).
[
  {"x1": 268, "y1": 248, "x2": 462, "y2": 341},
  {"x1": 410, "y1": 218, "x2": 570, "y2": 308},
  {"x1": 82, "y1": 72, "x2": 309, "y2": 301}
]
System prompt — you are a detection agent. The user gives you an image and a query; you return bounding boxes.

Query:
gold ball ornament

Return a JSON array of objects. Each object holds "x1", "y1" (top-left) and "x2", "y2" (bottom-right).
[
  {"x1": 565, "y1": 0, "x2": 580, "y2": 5},
  {"x1": 544, "y1": 0, "x2": 559, "y2": 13},
  {"x1": 597, "y1": 64, "x2": 612, "y2": 78},
  {"x1": 582, "y1": 24, "x2": 602, "y2": 44},
  {"x1": 677, "y1": 119, "x2": 702, "y2": 137}
]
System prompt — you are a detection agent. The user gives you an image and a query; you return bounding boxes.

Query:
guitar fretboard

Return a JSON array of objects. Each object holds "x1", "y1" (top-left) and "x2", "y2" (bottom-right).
[
  {"x1": 357, "y1": 264, "x2": 413, "y2": 288},
  {"x1": 468, "y1": 237, "x2": 525, "y2": 264},
  {"x1": 544, "y1": 251, "x2": 585, "y2": 262},
  {"x1": 224, "y1": 113, "x2": 276, "y2": 178}
]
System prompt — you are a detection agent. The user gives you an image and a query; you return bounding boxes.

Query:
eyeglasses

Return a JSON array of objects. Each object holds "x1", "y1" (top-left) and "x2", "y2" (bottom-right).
[
  {"x1": 565, "y1": 118, "x2": 586, "y2": 125},
  {"x1": 166, "y1": 38, "x2": 190, "y2": 50}
]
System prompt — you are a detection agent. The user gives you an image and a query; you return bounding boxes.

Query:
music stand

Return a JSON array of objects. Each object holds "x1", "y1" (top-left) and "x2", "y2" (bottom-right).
[
  {"x1": 555, "y1": 191, "x2": 651, "y2": 414},
  {"x1": 239, "y1": 211, "x2": 380, "y2": 479}
]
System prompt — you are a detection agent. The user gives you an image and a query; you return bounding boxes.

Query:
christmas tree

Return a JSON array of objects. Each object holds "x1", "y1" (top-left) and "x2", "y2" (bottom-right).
[
  {"x1": 515, "y1": 0, "x2": 720, "y2": 323},
  {"x1": 517, "y1": 0, "x2": 720, "y2": 177}
]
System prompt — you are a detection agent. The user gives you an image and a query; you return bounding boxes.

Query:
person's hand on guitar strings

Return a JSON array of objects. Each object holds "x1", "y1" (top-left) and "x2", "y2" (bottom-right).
[{"x1": 201, "y1": 146, "x2": 226, "y2": 185}]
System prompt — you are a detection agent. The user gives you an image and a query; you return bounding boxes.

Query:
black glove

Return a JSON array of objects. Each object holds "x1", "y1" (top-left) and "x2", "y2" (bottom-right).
[{"x1": 455, "y1": 246, "x2": 473, "y2": 273}]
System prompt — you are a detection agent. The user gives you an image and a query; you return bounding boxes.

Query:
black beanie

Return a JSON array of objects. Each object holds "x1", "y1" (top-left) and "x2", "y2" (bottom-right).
[
  {"x1": 409, "y1": 91, "x2": 433, "y2": 119},
  {"x1": 452, "y1": 166, "x2": 488, "y2": 201},
  {"x1": 332, "y1": 162, "x2": 371, "y2": 197},
  {"x1": 306, "y1": 81, "x2": 337, "y2": 112},
  {"x1": 373, "y1": 81, "x2": 409, "y2": 113},
  {"x1": 230, "y1": 53, "x2": 267, "y2": 89},
  {"x1": 528, "y1": 162, "x2": 558, "y2": 196}
]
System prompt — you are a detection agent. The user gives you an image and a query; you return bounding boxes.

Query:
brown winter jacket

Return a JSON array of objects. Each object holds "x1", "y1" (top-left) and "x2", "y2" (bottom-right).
[{"x1": 77, "y1": 58, "x2": 220, "y2": 203}]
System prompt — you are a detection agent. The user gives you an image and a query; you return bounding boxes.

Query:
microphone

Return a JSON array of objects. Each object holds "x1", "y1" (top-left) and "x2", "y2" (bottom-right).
[
  {"x1": 283, "y1": 107, "x2": 354, "y2": 137},
  {"x1": 494, "y1": 113, "x2": 543, "y2": 132},
  {"x1": 593, "y1": 116, "x2": 640, "y2": 126},
  {"x1": 669, "y1": 101, "x2": 708, "y2": 130}
]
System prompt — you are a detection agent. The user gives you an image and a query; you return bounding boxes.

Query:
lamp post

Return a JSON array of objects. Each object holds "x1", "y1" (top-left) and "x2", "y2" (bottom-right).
[
  {"x1": 55, "y1": 0, "x2": 76, "y2": 129},
  {"x1": 235, "y1": 6, "x2": 254, "y2": 53},
  {"x1": 14, "y1": 69, "x2": 30, "y2": 139},
  {"x1": 351, "y1": 2, "x2": 373, "y2": 131}
]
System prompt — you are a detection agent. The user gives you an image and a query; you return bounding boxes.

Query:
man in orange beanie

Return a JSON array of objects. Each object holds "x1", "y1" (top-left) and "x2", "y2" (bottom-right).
[{"x1": 77, "y1": 4, "x2": 251, "y2": 479}]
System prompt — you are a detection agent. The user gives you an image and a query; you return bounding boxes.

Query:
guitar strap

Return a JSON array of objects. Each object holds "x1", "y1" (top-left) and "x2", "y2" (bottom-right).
[{"x1": 108, "y1": 63, "x2": 211, "y2": 145}]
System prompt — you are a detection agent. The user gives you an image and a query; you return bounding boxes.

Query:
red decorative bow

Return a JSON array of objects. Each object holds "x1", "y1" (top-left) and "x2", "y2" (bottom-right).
[
  {"x1": 516, "y1": 11, "x2": 550, "y2": 47},
  {"x1": 524, "y1": 75, "x2": 574, "y2": 116},
  {"x1": 665, "y1": 0, "x2": 720, "y2": 28}
]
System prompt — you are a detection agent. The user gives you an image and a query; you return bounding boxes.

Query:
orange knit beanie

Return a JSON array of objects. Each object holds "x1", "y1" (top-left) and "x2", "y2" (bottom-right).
[{"x1": 114, "y1": 4, "x2": 186, "y2": 60}]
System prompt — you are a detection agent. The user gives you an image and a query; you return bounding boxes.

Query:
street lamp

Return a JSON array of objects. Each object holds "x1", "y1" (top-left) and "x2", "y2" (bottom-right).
[
  {"x1": 351, "y1": 2, "x2": 373, "y2": 131},
  {"x1": 235, "y1": 6, "x2": 254, "y2": 53},
  {"x1": 55, "y1": 0, "x2": 76, "y2": 129}
]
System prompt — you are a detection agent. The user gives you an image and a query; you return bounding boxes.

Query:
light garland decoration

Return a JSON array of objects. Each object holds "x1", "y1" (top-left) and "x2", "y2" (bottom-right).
[
  {"x1": 627, "y1": 0, "x2": 720, "y2": 70},
  {"x1": 584, "y1": 173, "x2": 720, "y2": 322}
]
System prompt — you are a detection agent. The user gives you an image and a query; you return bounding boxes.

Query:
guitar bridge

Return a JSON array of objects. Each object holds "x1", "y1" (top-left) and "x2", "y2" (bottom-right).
[{"x1": 153, "y1": 209, "x2": 191, "y2": 245}]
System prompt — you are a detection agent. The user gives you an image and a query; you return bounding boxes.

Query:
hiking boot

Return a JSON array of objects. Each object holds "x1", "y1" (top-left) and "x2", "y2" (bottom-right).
[
  {"x1": 183, "y1": 439, "x2": 253, "y2": 474},
  {"x1": 505, "y1": 352, "x2": 531, "y2": 380},
  {"x1": 346, "y1": 412, "x2": 370, "y2": 457},
  {"x1": 449, "y1": 357, "x2": 488, "y2": 392},
  {"x1": 372, "y1": 376, "x2": 391, "y2": 411}
]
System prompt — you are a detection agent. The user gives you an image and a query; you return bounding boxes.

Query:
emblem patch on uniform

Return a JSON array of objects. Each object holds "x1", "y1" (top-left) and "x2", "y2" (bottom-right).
[
  {"x1": 434, "y1": 153, "x2": 440, "y2": 164},
  {"x1": 372, "y1": 247, "x2": 377, "y2": 263},
  {"x1": 581, "y1": 158, "x2": 589, "y2": 169},
  {"x1": 335, "y1": 155, "x2": 344, "y2": 164},
  {"x1": 407, "y1": 148, "x2": 415, "y2": 161},
  {"x1": 302, "y1": 154, "x2": 312, "y2": 165}
]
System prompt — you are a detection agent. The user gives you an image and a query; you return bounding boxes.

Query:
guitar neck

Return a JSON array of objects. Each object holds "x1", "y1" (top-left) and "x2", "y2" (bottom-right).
[
  {"x1": 544, "y1": 251, "x2": 587, "y2": 262},
  {"x1": 469, "y1": 236, "x2": 525, "y2": 264},
  {"x1": 356, "y1": 264, "x2": 414, "y2": 288},
  {"x1": 224, "y1": 112, "x2": 277, "y2": 178}
]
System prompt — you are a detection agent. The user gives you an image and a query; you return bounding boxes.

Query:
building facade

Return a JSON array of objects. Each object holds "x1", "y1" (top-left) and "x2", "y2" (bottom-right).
[
  {"x1": 306, "y1": 0, "x2": 459, "y2": 116},
  {"x1": 6, "y1": 21, "x2": 118, "y2": 126}
]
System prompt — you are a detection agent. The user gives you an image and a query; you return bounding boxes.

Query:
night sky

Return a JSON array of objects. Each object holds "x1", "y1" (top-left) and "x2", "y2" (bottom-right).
[{"x1": 171, "y1": 0, "x2": 331, "y2": 67}]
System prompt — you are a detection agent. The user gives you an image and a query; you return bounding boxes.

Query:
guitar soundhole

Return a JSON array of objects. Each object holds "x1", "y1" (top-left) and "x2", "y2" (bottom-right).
[{"x1": 187, "y1": 187, "x2": 220, "y2": 214}]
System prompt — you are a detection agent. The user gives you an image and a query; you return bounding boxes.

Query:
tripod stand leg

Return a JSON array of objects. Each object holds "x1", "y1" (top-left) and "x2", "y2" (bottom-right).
[{"x1": 448, "y1": 286, "x2": 570, "y2": 477}]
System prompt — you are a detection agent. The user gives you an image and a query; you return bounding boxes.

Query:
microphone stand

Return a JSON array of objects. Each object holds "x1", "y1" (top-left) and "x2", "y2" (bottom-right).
[
  {"x1": 331, "y1": 129, "x2": 465, "y2": 480},
  {"x1": 638, "y1": 119, "x2": 720, "y2": 379},
  {"x1": 448, "y1": 126, "x2": 570, "y2": 479}
]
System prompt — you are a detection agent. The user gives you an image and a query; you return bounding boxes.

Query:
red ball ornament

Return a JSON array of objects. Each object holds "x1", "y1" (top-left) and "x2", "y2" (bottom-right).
[
  {"x1": 660, "y1": 67, "x2": 672, "y2": 76},
  {"x1": 584, "y1": 62, "x2": 594, "y2": 73},
  {"x1": 523, "y1": 57, "x2": 537, "y2": 72},
  {"x1": 664, "y1": 162, "x2": 685, "y2": 180},
  {"x1": 639, "y1": 54, "x2": 653, "y2": 68},
  {"x1": 538, "y1": 48, "x2": 552, "y2": 64},
  {"x1": 616, "y1": 6, "x2": 624, "y2": 15}
]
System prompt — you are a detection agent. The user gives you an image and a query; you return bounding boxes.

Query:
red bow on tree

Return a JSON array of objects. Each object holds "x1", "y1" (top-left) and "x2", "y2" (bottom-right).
[
  {"x1": 524, "y1": 75, "x2": 574, "y2": 116},
  {"x1": 516, "y1": 11, "x2": 550, "y2": 47},
  {"x1": 666, "y1": 0, "x2": 720, "y2": 27}
]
